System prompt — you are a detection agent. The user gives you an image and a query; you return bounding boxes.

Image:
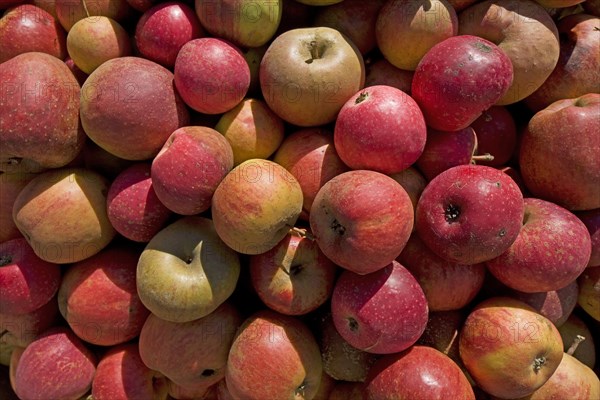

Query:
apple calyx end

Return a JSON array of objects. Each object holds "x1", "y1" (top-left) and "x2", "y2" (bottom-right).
[
  {"x1": 331, "y1": 218, "x2": 346, "y2": 236},
  {"x1": 347, "y1": 317, "x2": 359, "y2": 332},
  {"x1": 532, "y1": 356, "x2": 547, "y2": 373},
  {"x1": 0, "y1": 254, "x2": 12, "y2": 267},
  {"x1": 444, "y1": 204, "x2": 461, "y2": 224}
]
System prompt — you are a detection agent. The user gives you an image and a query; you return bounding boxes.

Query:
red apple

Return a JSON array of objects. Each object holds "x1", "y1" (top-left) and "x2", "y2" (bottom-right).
[
  {"x1": 470, "y1": 106, "x2": 517, "y2": 167},
  {"x1": 0, "y1": 172, "x2": 37, "y2": 243},
  {"x1": 389, "y1": 167, "x2": 427, "y2": 223},
  {"x1": 577, "y1": 208, "x2": 600, "y2": 267},
  {"x1": 364, "y1": 58, "x2": 413, "y2": 93},
  {"x1": 509, "y1": 281, "x2": 579, "y2": 328},
  {"x1": 558, "y1": 314, "x2": 596, "y2": 368},
  {"x1": 0, "y1": 295, "x2": 59, "y2": 348}
]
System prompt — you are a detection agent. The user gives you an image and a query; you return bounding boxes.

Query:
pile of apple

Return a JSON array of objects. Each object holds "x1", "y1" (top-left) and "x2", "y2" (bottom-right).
[{"x1": 1, "y1": 0, "x2": 599, "y2": 399}]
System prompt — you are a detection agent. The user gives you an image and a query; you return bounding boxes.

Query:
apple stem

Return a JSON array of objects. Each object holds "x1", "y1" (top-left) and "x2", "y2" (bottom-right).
[
  {"x1": 82, "y1": 0, "x2": 91, "y2": 17},
  {"x1": 471, "y1": 154, "x2": 494, "y2": 163},
  {"x1": 567, "y1": 335, "x2": 585, "y2": 355},
  {"x1": 289, "y1": 226, "x2": 315, "y2": 241}
]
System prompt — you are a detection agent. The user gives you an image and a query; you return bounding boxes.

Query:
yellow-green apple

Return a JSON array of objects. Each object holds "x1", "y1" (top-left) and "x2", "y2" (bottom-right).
[
  {"x1": 92, "y1": 343, "x2": 169, "y2": 400},
  {"x1": 107, "y1": 163, "x2": 172, "y2": 243},
  {"x1": 66, "y1": 16, "x2": 131, "y2": 74},
  {"x1": 12, "y1": 327, "x2": 97, "y2": 400},
  {"x1": 398, "y1": 234, "x2": 486, "y2": 311},
  {"x1": 0, "y1": 52, "x2": 84, "y2": 173},
  {"x1": 0, "y1": 296, "x2": 59, "y2": 348},
  {"x1": 195, "y1": 0, "x2": 282, "y2": 48},
  {"x1": 151, "y1": 126, "x2": 234, "y2": 216},
  {"x1": 577, "y1": 267, "x2": 600, "y2": 320},
  {"x1": 458, "y1": 0, "x2": 560, "y2": 105},
  {"x1": 273, "y1": 128, "x2": 349, "y2": 220},
  {"x1": 389, "y1": 167, "x2": 427, "y2": 223},
  {"x1": 135, "y1": 1, "x2": 204, "y2": 68},
  {"x1": 411, "y1": 35, "x2": 513, "y2": 131},
  {"x1": 12, "y1": 167, "x2": 116, "y2": 264},
  {"x1": 519, "y1": 93, "x2": 600, "y2": 210},
  {"x1": 331, "y1": 260, "x2": 429, "y2": 354},
  {"x1": 334, "y1": 85, "x2": 427, "y2": 174},
  {"x1": 137, "y1": 216, "x2": 240, "y2": 323},
  {"x1": 260, "y1": 26, "x2": 365, "y2": 127},
  {"x1": 211, "y1": 159, "x2": 303, "y2": 255},
  {"x1": 376, "y1": 0, "x2": 458, "y2": 71},
  {"x1": 558, "y1": 314, "x2": 596, "y2": 368},
  {"x1": 80, "y1": 56, "x2": 189, "y2": 161},
  {"x1": 509, "y1": 281, "x2": 579, "y2": 328},
  {"x1": 214, "y1": 98, "x2": 285, "y2": 166},
  {"x1": 0, "y1": 173, "x2": 37, "y2": 243},
  {"x1": 416, "y1": 164, "x2": 524, "y2": 264},
  {"x1": 470, "y1": 106, "x2": 517, "y2": 167},
  {"x1": 139, "y1": 302, "x2": 241, "y2": 388},
  {"x1": 310, "y1": 170, "x2": 413, "y2": 274},
  {"x1": 55, "y1": 0, "x2": 132, "y2": 31},
  {"x1": 225, "y1": 310, "x2": 323, "y2": 400},
  {"x1": 365, "y1": 346, "x2": 475, "y2": 400},
  {"x1": 174, "y1": 38, "x2": 250, "y2": 114},
  {"x1": 58, "y1": 245, "x2": 150, "y2": 346},
  {"x1": 0, "y1": 4, "x2": 66, "y2": 63},
  {"x1": 417, "y1": 310, "x2": 465, "y2": 364},
  {"x1": 249, "y1": 232, "x2": 337, "y2": 315},
  {"x1": 0, "y1": 238, "x2": 60, "y2": 315},
  {"x1": 364, "y1": 58, "x2": 414, "y2": 93},
  {"x1": 577, "y1": 209, "x2": 600, "y2": 267},
  {"x1": 487, "y1": 198, "x2": 592, "y2": 293},
  {"x1": 459, "y1": 297, "x2": 564, "y2": 399},
  {"x1": 525, "y1": 14, "x2": 600, "y2": 112}
]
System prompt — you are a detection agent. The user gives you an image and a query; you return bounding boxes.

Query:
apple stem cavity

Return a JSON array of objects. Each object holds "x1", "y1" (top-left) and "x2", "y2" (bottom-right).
[
  {"x1": 331, "y1": 219, "x2": 346, "y2": 236},
  {"x1": 533, "y1": 356, "x2": 547, "y2": 373},
  {"x1": 567, "y1": 335, "x2": 586, "y2": 355},
  {"x1": 201, "y1": 369, "x2": 215, "y2": 377},
  {"x1": 355, "y1": 92, "x2": 369, "y2": 104},
  {"x1": 444, "y1": 204, "x2": 461, "y2": 223},
  {"x1": 347, "y1": 317, "x2": 359, "y2": 332},
  {"x1": 0, "y1": 254, "x2": 12, "y2": 267},
  {"x1": 305, "y1": 40, "x2": 322, "y2": 64}
]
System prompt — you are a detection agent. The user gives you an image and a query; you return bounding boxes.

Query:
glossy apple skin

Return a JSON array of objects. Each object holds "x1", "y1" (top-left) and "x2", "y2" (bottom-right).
[
  {"x1": 365, "y1": 346, "x2": 475, "y2": 400},
  {"x1": 0, "y1": 4, "x2": 67, "y2": 63},
  {"x1": 364, "y1": 58, "x2": 414, "y2": 93},
  {"x1": 331, "y1": 260, "x2": 429, "y2": 354},
  {"x1": 487, "y1": 198, "x2": 592, "y2": 293},
  {"x1": 334, "y1": 85, "x2": 427, "y2": 174},
  {"x1": 416, "y1": 164, "x2": 524, "y2": 265},
  {"x1": 225, "y1": 310, "x2": 323, "y2": 400},
  {"x1": 459, "y1": 297, "x2": 564, "y2": 399},
  {"x1": 509, "y1": 281, "x2": 579, "y2": 328},
  {"x1": 151, "y1": 126, "x2": 234, "y2": 215},
  {"x1": 0, "y1": 295, "x2": 59, "y2": 348},
  {"x1": 578, "y1": 267, "x2": 600, "y2": 321},
  {"x1": 470, "y1": 106, "x2": 517, "y2": 167},
  {"x1": 411, "y1": 35, "x2": 513, "y2": 131},
  {"x1": 558, "y1": 314, "x2": 596, "y2": 368},
  {"x1": 92, "y1": 343, "x2": 169, "y2": 400},
  {"x1": 577, "y1": 208, "x2": 600, "y2": 267},
  {"x1": 55, "y1": 0, "x2": 132, "y2": 31},
  {"x1": 520, "y1": 93, "x2": 600, "y2": 211}
]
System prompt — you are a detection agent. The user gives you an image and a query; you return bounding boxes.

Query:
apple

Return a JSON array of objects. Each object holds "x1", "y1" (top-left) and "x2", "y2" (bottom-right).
[
  {"x1": 55, "y1": 0, "x2": 132, "y2": 31},
  {"x1": 151, "y1": 126, "x2": 234, "y2": 216},
  {"x1": 416, "y1": 164, "x2": 524, "y2": 265},
  {"x1": 389, "y1": 167, "x2": 427, "y2": 222},
  {"x1": 260, "y1": 26, "x2": 365, "y2": 127},
  {"x1": 365, "y1": 346, "x2": 475, "y2": 400},
  {"x1": 310, "y1": 170, "x2": 413, "y2": 274},
  {"x1": 80, "y1": 56, "x2": 189, "y2": 161},
  {"x1": 0, "y1": 4, "x2": 67, "y2": 63},
  {"x1": 31, "y1": 0, "x2": 58, "y2": 17},
  {"x1": 470, "y1": 106, "x2": 517, "y2": 167},
  {"x1": 12, "y1": 167, "x2": 116, "y2": 264},
  {"x1": 0, "y1": 173, "x2": 37, "y2": 243},
  {"x1": 364, "y1": 58, "x2": 414, "y2": 93},
  {"x1": 211, "y1": 159, "x2": 304, "y2": 255},
  {"x1": 376, "y1": 0, "x2": 458, "y2": 71},
  {"x1": 333, "y1": 85, "x2": 427, "y2": 174},
  {"x1": 124, "y1": 0, "x2": 156, "y2": 12},
  {"x1": 273, "y1": 128, "x2": 349, "y2": 220},
  {"x1": 519, "y1": 93, "x2": 600, "y2": 210},
  {"x1": 331, "y1": 260, "x2": 429, "y2": 354},
  {"x1": 0, "y1": 343, "x2": 15, "y2": 367},
  {"x1": 458, "y1": 0, "x2": 560, "y2": 105},
  {"x1": 312, "y1": 371, "x2": 335, "y2": 400},
  {"x1": 577, "y1": 266, "x2": 600, "y2": 321},
  {"x1": 139, "y1": 302, "x2": 241, "y2": 388},
  {"x1": 417, "y1": 310, "x2": 465, "y2": 363},
  {"x1": 174, "y1": 37, "x2": 250, "y2": 114},
  {"x1": 509, "y1": 281, "x2": 579, "y2": 328},
  {"x1": 92, "y1": 343, "x2": 169, "y2": 400},
  {"x1": 487, "y1": 198, "x2": 592, "y2": 293},
  {"x1": 242, "y1": 45, "x2": 268, "y2": 96},
  {"x1": 225, "y1": 309, "x2": 323, "y2": 400},
  {"x1": 459, "y1": 297, "x2": 564, "y2": 399},
  {"x1": 577, "y1": 208, "x2": 600, "y2": 267},
  {"x1": 249, "y1": 232, "x2": 337, "y2": 315},
  {"x1": 0, "y1": 295, "x2": 59, "y2": 348},
  {"x1": 137, "y1": 216, "x2": 240, "y2": 323},
  {"x1": 0, "y1": 52, "x2": 84, "y2": 173},
  {"x1": 411, "y1": 35, "x2": 513, "y2": 131},
  {"x1": 135, "y1": 1, "x2": 204, "y2": 68},
  {"x1": 558, "y1": 314, "x2": 596, "y2": 368}
]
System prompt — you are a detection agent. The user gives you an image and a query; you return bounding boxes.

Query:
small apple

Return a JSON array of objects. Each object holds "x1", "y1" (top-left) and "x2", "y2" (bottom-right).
[{"x1": 509, "y1": 281, "x2": 579, "y2": 328}]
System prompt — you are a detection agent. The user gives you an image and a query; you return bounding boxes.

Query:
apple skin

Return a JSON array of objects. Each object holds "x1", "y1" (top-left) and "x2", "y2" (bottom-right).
[
  {"x1": 519, "y1": 93, "x2": 600, "y2": 211},
  {"x1": 487, "y1": 198, "x2": 592, "y2": 293},
  {"x1": 151, "y1": 126, "x2": 234, "y2": 216},
  {"x1": 139, "y1": 302, "x2": 241, "y2": 388},
  {"x1": 411, "y1": 35, "x2": 513, "y2": 131},
  {"x1": 135, "y1": 1, "x2": 204, "y2": 68},
  {"x1": 558, "y1": 314, "x2": 596, "y2": 368},
  {"x1": 80, "y1": 56, "x2": 190, "y2": 161},
  {"x1": 470, "y1": 106, "x2": 517, "y2": 167},
  {"x1": 137, "y1": 216, "x2": 241, "y2": 323},
  {"x1": 333, "y1": 85, "x2": 427, "y2": 175},
  {"x1": 0, "y1": 295, "x2": 59, "y2": 348},
  {"x1": 225, "y1": 309, "x2": 323, "y2": 400},
  {"x1": 174, "y1": 37, "x2": 250, "y2": 114},
  {"x1": 577, "y1": 266, "x2": 600, "y2": 321},
  {"x1": 310, "y1": 170, "x2": 414, "y2": 275},
  {"x1": 0, "y1": 4, "x2": 67, "y2": 63},
  {"x1": 509, "y1": 281, "x2": 579, "y2": 328},
  {"x1": 92, "y1": 343, "x2": 169, "y2": 400},
  {"x1": 416, "y1": 164, "x2": 524, "y2": 265},
  {"x1": 577, "y1": 209, "x2": 600, "y2": 267},
  {"x1": 13, "y1": 326, "x2": 97, "y2": 400},
  {"x1": 211, "y1": 159, "x2": 304, "y2": 255},
  {"x1": 12, "y1": 167, "x2": 116, "y2": 264},
  {"x1": 417, "y1": 310, "x2": 465, "y2": 364},
  {"x1": 331, "y1": 260, "x2": 429, "y2": 354},
  {"x1": 364, "y1": 58, "x2": 414, "y2": 93},
  {"x1": 0, "y1": 173, "x2": 37, "y2": 243},
  {"x1": 64, "y1": 56, "x2": 88, "y2": 86},
  {"x1": 459, "y1": 297, "x2": 564, "y2": 399},
  {"x1": 389, "y1": 167, "x2": 427, "y2": 222},
  {"x1": 260, "y1": 26, "x2": 365, "y2": 127},
  {"x1": 398, "y1": 234, "x2": 486, "y2": 312},
  {"x1": 0, "y1": 52, "x2": 84, "y2": 173},
  {"x1": 249, "y1": 233, "x2": 337, "y2": 316},
  {"x1": 273, "y1": 128, "x2": 349, "y2": 220},
  {"x1": 55, "y1": 0, "x2": 132, "y2": 31},
  {"x1": 365, "y1": 346, "x2": 475, "y2": 400}
]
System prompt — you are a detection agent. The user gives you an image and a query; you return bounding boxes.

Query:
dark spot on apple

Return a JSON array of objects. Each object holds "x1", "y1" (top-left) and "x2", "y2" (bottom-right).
[
  {"x1": 0, "y1": 255, "x2": 12, "y2": 267},
  {"x1": 498, "y1": 228, "x2": 506, "y2": 237},
  {"x1": 331, "y1": 219, "x2": 346, "y2": 236},
  {"x1": 347, "y1": 317, "x2": 359, "y2": 332},
  {"x1": 444, "y1": 204, "x2": 461, "y2": 223},
  {"x1": 533, "y1": 356, "x2": 546, "y2": 373},
  {"x1": 473, "y1": 41, "x2": 492, "y2": 53},
  {"x1": 201, "y1": 369, "x2": 215, "y2": 377},
  {"x1": 355, "y1": 92, "x2": 369, "y2": 104},
  {"x1": 495, "y1": 181, "x2": 501, "y2": 188},
  {"x1": 185, "y1": 256, "x2": 193, "y2": 264},
  {"x1": 0, "y1": 330, "x2": 8, "y2": 339}
]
